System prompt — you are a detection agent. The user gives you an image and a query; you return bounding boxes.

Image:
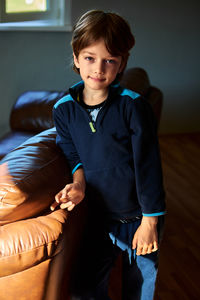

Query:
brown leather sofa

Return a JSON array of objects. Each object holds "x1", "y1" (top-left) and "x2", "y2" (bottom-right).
[
  {"x1": 0, "y1": 68, "x2": 163, "y2": 300},
  {"x1": 0, "y1": 91, "x2": 67, "y2": 160}
]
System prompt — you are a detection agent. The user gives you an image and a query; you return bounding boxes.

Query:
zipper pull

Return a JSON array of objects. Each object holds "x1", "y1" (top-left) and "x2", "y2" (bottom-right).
[{"x1": 89, "y1": 122, "x2": 96, "y2": 133}]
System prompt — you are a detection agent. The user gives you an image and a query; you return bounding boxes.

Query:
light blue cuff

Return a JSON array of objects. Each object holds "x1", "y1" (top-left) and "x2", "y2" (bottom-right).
[
  {"x1": 72, "y1": 163, "x2": 83, "y2": 175},
  {"x1": 142, "y1": 211, "x2": 166, "y2": 217}
]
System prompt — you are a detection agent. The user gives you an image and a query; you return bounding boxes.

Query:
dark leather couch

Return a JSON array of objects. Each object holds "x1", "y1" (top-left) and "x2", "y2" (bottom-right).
[
  {"x1": 0, "y1": 91, "x2": 66, "y2": 160},
  {"x1": 0, "y1": 68, "x2": 163, "y2": 300}
]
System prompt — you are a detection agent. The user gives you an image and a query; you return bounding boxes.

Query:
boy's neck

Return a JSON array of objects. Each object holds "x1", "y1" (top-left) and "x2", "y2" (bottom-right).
[{"x1": 83, "y1": 87, "x2": 108, "y2": 106}]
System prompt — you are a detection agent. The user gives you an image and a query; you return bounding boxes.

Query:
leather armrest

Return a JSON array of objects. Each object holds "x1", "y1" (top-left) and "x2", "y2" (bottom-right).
[
  {"x1": 0, "y1": 128, "x2": 71, "y2": 225},
  {"x1": 0, "y1": 209, "x2": 67, "y2": 277}
]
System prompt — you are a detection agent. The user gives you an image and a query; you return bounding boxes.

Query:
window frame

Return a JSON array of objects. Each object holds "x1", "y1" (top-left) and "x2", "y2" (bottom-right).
[{"x1": 0, "y1": 0, "x2": 72, "y2": 32}]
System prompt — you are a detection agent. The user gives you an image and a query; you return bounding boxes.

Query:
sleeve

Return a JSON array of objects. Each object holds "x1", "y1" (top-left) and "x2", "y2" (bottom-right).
[
  {"x1": 53, "y1": 105, "x2": 83, "y2": 175},
  {"x1": 128, "y1": 97, "x2": 166, "y2": 217}
]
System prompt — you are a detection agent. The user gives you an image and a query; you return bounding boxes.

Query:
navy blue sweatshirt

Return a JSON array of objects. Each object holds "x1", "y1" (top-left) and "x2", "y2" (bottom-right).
[{"x1": 53, "y1": 81, "x2": 166, "y2": 220}]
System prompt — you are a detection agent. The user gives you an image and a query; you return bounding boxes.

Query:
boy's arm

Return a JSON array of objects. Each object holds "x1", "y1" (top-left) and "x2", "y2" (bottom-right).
[
  {"x1": 128, "y1": 97, "x2": 166, "y2": 218},
  {"x1": 53, "y1": 103, "x2": 83, "y2": 176},
  {"x1": 127, "y1": 98, "x2": 165, "y2": 255},
  {"x1": 51, "y1": 102, "x2": 85, "y2": 211},
  {"x1": 50, "y1": 168, "x2": 86, "y2": 211}
]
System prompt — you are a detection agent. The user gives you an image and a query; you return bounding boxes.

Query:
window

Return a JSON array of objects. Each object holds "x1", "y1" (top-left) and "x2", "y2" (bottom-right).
[{"x1": 0, "y1": 0, "x2": 72, "y2": 31}]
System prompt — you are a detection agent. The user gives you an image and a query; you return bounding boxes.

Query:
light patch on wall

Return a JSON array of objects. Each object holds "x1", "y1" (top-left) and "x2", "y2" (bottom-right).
[{"x1": 6, "y1": 0, "x2": 47, "y2": 13}]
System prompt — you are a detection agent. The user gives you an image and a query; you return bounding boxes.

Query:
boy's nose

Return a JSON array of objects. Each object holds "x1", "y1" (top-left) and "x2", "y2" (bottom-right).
[{"x1": 94, "y1": 61, "x2": 105, "y2": 74}]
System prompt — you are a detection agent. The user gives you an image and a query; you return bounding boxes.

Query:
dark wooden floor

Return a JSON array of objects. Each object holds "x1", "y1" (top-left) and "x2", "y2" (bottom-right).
[
  {"x1": 109, "y1": 132, "x2": 200, "y2": 300},
  {"x1": 154, "y1": 132, "x2": 200, "y2": 300}
]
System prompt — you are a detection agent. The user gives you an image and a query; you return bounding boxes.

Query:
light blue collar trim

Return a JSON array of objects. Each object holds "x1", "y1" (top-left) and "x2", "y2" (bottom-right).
[
  {"x1": 71, "y1": 80, "x2": 84, "y2": 89},
  {"x1": 120, "y1": 88, "x2": 140, "y2": 100},
  {"x1": 54, "y1": 94, "x2": 74, "y2": 109}
]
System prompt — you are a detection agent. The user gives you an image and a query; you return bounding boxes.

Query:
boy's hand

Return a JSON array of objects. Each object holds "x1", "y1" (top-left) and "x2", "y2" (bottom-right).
[
  {"x1": 132, "y1": 216, "x2": 158, "y2": 255},
  {"x1": 50, "y1": 181, "x2": 85, "y2": 211}
]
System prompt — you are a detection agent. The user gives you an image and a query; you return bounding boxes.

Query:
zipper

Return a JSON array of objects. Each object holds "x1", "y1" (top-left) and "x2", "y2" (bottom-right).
[
  {"x1": 76, "y1": 99, "x2": 97, "y2": 133},
  {"x1": 90, "y1": 100, "x2": 109, "y2": 132},
  {"x1": 76, "y1": 93, "x2": 97, "y2": 133},
  {"x1": 88, "y1": 104, "x2": 106, "y2": 133},
  {"x1": 71, "y1": 82, "x2": 119, "y2": 134},
  {"x1": 76, "y1": 92, "x2": 108, "y2": 133},
  {"x1": 89, "y1": 122, "x2": 96, "y2": 133}
]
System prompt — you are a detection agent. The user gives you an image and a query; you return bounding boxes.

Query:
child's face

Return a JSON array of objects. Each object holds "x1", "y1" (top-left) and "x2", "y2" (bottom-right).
[{"x1": 73, "y1": 39, "x2": 124, "y2": 93}]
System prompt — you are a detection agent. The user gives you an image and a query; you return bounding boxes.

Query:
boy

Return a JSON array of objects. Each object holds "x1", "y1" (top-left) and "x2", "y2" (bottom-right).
[{"x1": 51, "y1": 10, "x2": 165, "y2": 300}]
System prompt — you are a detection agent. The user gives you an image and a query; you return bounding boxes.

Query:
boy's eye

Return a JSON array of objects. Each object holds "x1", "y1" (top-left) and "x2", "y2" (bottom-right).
[
  {"x1": 105, "y1": 59, "x2": 116, "y2": 64},
  {"x1": 85, "y1": 57, "x2": 93, "y2": 61}
]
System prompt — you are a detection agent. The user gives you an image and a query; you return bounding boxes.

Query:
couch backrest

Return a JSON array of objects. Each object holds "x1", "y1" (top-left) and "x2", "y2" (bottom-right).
[
  {"x1": 0, "y1": 128, "x2": 71, "y2": 225},
  {"x1": 10, "y1": 91, "x2": 67, "y2": 133},
  {"x1": 120, "y1": 67, "x2": 150, "y2": 96}
]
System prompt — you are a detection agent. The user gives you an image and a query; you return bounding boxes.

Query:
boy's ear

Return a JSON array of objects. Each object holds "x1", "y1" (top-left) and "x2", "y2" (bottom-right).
[{"x1": 73, "y1": 53, "x2": 80, "y2": 69}]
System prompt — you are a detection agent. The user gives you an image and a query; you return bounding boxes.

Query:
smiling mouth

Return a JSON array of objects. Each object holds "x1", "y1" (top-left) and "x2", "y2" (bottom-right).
[{"x1": 89, "y1": 76, "x2": 105, "y2": 82}]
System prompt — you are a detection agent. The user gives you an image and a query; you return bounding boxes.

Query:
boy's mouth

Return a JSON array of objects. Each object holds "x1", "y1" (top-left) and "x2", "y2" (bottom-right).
[{"x1": 89, "y1": 76, "x2": 105, "y2": 82}]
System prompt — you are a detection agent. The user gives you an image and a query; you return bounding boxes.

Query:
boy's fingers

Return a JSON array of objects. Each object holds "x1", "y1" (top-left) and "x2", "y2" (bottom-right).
[
  {"x1": 55, "y1": 191, "x2": 64, "y2": 203},
  {"x1": 56, "y1": 192, "x2": 70, "y2": 203},
  {"x1": 152, "y1": 241, "x2": 158, "y2": 252},
  {"x1": 65, "y1": 184, "x2": 73, "y2": 193},
  {"x1": 55, "y1": 194, "x2": 60, "y2": 203},
  {"x1": 60, "y1": 203, "x2": 68, "y2": 209},
  {"x1": 141, "y1": 245, "x2": 149, "y2": 255},
  {"x1": 132, "y1": 236, "x2": 137, "y2": 249},
  {"x1": 147, "y1": 245, "x2": 153, "y2": 254},
  {"x1": 50, "y1": 201, "x2": 60, "y2": 211},
  {"x1": 55, "y1": 184, "x2": 72, "y2": 202},
  {"x1": 137, "y1": 242, "x2": 158, "y2": 255},
  {"x1": 51, "y1": 200, "x2": 75, "y2": 211},
  {"x1": 60, "y1": 201, "x2": 74, "y2": 210},
  {"x1": 132, "y1": 242, "x2": 136, "y2": 250},
  {"x1": 136, "y1": 242, "x2": 148, "y2": 255},
  {"x1": 136, "y1": 243, "x2": 143, "y2": 255},
  {"x1": 67, "y1": 203, "x2": 75, "y2": 211}
]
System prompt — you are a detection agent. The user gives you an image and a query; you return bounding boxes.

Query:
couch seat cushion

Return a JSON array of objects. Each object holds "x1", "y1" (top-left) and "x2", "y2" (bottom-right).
[{"x1": 0, "y1": 131, "x2": 35, "y2": 160}]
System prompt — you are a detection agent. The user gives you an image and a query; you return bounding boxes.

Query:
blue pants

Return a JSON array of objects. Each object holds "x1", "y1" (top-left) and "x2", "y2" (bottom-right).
[{"x1": 72, "y1": 216, "x2": 164, "y2": 300}]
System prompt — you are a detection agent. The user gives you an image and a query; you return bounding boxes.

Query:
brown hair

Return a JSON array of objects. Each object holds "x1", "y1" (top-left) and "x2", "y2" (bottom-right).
[{"x1": 71, "y1": 10, "x2": 135, "y2": 78}]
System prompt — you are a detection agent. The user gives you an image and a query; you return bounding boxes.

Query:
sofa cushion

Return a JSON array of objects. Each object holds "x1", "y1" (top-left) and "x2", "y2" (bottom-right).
[
  {"x1": 0, "y1": 209, "x2": 67, "y2": 277},
  {"x1": 120, "y1": 67, "x2": 150, "y2": 96},
  {"x1": 0, "y1": 131, "x2": 35, "y2": 160},
  {"x1": 0, "y1": 127, "x2": 71, "y2": 225},
  {"x1": 10, "y1": 91, "x2": 67, "y2": 133}
]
